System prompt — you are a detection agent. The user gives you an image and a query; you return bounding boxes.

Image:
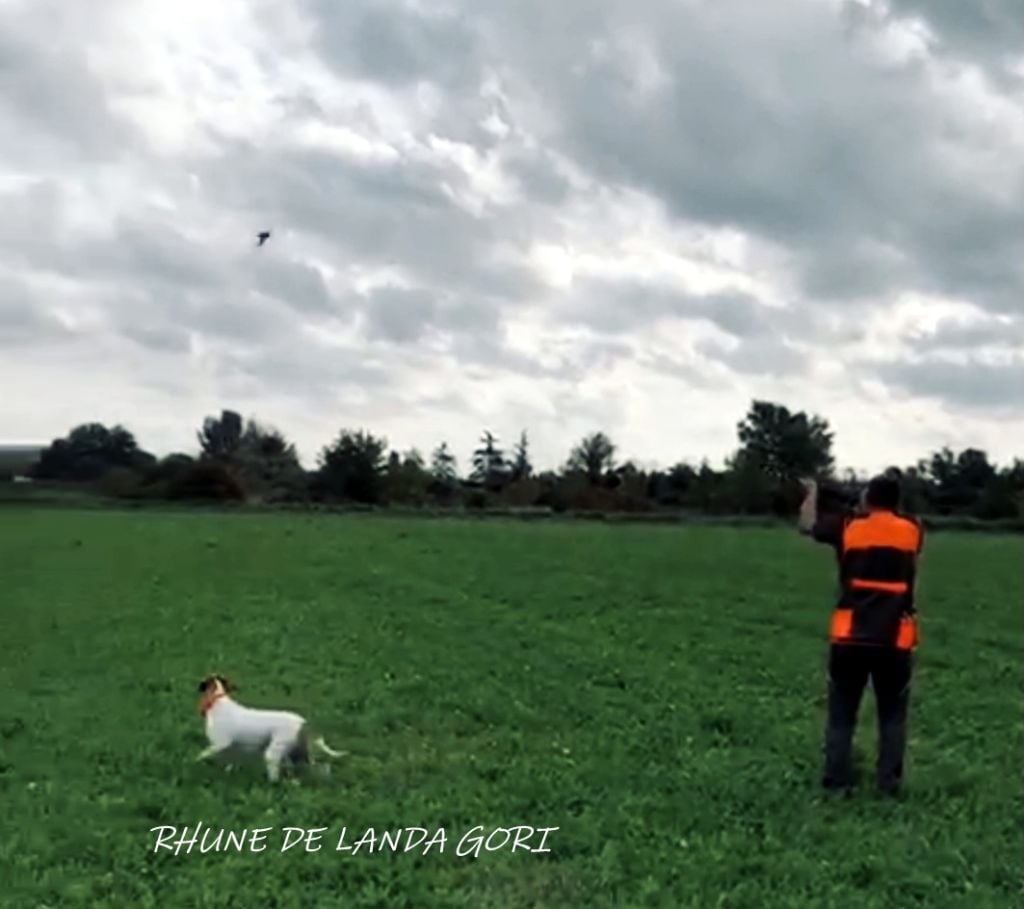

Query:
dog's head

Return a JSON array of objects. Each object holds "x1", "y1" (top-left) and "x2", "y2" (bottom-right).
[{"x1": 197, "y1": 673, "x2": 232, "y2": 714}]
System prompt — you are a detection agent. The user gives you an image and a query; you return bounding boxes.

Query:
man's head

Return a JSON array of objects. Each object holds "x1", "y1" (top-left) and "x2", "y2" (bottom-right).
[{"x1": 863, "y1": 473, "x2": 901, "y2": 511}]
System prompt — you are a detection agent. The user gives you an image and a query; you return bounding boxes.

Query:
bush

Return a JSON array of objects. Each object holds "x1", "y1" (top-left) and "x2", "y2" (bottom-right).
[
  {"x1": 245, "y1": 468, "x2": 310, "y2": 505},
  {"x1": 166, "y1": 462, "x2": 246, "y2": 503},
  {"x1": 426, "y1": 478, "x2": 460, "y2": 507},
  {"x1": 499, "y1": 477, "x2": 542, "y2": 508},
  {"x1": 95, "y1": 467, "x2": 149, "y2": 500},
  {"x1": 534, "y1": 472, "x2": 568, "y2": 512}
]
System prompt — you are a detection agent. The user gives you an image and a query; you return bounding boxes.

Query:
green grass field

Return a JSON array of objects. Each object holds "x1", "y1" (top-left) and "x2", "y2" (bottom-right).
[{"x1": 1, "y1": 510, "x2": 1021, "y2": 908}]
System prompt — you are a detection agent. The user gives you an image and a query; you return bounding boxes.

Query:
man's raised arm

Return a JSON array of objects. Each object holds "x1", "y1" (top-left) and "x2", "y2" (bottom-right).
[
  {"x1": 797, "y1": 478, "x2": 844, "y2": 547},
  {"x1": 797, "y1": 478, "x2": 818, "y2": 535}
]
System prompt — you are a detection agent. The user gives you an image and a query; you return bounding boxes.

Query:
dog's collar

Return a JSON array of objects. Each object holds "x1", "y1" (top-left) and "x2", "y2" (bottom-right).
[{"x1": 199, "y1": 691, "x2": 228, "y2": 716}]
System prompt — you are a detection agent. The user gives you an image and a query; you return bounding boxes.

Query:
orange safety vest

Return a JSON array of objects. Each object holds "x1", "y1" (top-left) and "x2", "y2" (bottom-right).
[{"x1": 830, "y1": 510, "x2": 922, "y2": 650}]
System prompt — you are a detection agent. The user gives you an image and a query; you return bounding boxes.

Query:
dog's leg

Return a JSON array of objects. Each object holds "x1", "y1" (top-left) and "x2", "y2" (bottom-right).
[
  {"x1": 289, "y1": 727, "x2": 313, "y2": 772},
  {"x1": 265, "y1": 753, "x2": 282, "y2": 782},
  {"x1": 195, "y1": 744, "x2": 230, "y2": 763},
  {"x1": 264, "y1": 737, "x2": 292, "y2": 783}
]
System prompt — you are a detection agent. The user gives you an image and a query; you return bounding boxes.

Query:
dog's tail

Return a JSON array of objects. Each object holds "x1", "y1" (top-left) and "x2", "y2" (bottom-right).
[{"x1": 313, "y1": 736, "x2": 346, "y2": 759}]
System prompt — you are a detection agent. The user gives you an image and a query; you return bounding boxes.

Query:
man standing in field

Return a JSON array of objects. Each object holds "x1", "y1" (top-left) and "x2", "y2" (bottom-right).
[{"x1": 798, "y1": 473, "x2": 923, "y2": 797}]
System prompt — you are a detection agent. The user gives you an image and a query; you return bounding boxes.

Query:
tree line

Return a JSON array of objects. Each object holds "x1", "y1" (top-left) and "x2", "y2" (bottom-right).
[{"x1": 12, "y1": 400, "x2": 1024, "y2": 524}]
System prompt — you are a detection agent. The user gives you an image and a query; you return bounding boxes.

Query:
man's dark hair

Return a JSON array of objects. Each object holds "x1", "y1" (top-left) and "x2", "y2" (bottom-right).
[{"x1": 865, "y1": 474, "x2": 901, "y2": 510}]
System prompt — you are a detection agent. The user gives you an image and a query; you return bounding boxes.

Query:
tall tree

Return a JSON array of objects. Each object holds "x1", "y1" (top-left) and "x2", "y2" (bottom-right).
[
  {"x1": 195, "y1": 412, "x2": 304, "y2": 500},
  {"x1": 925, "y1": 447, "x2": 956, "y2": 492},
  {"x1": 735, "y1": 400, "x2": 834, "y2": 481},
  {"x1": 317, "y1": 429, "x2": 388, "y2": 504},
  {"x1": 925, "y1": 446, "x2": 997, "y2": 513},
  {"x1": 471, "y1": 431, "x2": 507, "y2": 490},
  {"x1": 386, "y1": 449, "x2": 429, "y2": 504},
  {"x1": 1009, "y1": 460, "x2": 1024, "y2": 520},
  {"x1": 954, "y1": 448, "x2": 996, "y2": 490},
  {"x1": 896, "y1": 464, "x2": 929, "y2": 515},
  {"x1": 430, "y1": 442, "x2": 458, "y2": 485},
  {"x1": 973, "y1": 464, "x2": 1020, "y2": 520},
  {"x1": 724, "y1": 448, "x2": 776, "y2": 514},
  {"x1": 32, "y1": 423, "x2": 153, "y2": 481},
  {"x1": 198, "y1": 410, "x2": 244, "y2": 461},
  {"x1": 428, "y1": 441, "x2": 459, "y2": 504},
  {"x1": 566, "y1": 431, "x2": 616, "y2": 485},
  {"x1": 509, "y1": 430, "x2": 532, "y2": 482}
]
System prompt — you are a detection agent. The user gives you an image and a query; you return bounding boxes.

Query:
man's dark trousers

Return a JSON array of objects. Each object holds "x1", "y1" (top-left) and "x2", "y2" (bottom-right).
[{"x1": 823, "y1": 643, "x2": 912, "y2": 794}]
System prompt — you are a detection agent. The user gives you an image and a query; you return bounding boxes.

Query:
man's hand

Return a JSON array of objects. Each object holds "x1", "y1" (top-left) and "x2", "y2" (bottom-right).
[{"x1": 797, "y1": 477, "x2": 818, "y2": 534}]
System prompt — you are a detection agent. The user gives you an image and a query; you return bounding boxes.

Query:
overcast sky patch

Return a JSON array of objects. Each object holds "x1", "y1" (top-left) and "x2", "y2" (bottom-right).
[{"x1": 1, "y1": 0, "x2": 1022, "y2": 471}]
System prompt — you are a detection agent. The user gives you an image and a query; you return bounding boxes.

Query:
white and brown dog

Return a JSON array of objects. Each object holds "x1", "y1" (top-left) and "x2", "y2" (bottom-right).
[{"x1": 195, "y1": 674, "x2": 345, "y2": 782}]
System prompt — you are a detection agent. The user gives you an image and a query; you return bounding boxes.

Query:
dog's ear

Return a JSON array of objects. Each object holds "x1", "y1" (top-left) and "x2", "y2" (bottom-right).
[{"x1": 198, "y1": 674, "x2": 230, "y2": 693}]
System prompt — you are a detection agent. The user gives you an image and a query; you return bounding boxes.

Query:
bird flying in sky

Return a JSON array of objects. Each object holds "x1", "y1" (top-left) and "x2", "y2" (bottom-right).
[{"x1": 256, "y1": 231, "x2": 271, "y2": 247}]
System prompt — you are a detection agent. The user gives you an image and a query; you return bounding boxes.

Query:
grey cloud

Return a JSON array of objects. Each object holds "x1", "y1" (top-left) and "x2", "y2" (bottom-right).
[
  {"x1": 201, "y1": 141, "x2": 452, "y2": 236},
  {"x1": 555, "y1": 280, "x2": 703, "y2": 335},
  {"x1": 0, "y1": 180, "x2": 62, "y2": 267},
  {"x1": 307, "y1": 0, "x2": 481, "y2": 89},
  {"x1": 101, "y1": 282, "x2": 311, "y2": 357},
  {"x1": 546, "y1": 383, "x2": 632, "y2": 444},
  {"x1": 185, "y1": 296, "x2": 296, "y2": 346},
  {"x1": 557, "y1": 278, "x2": 816, "y2": 347},
  {"x1": 441, "y1": 296, "x2": 504, "y2": 334},
  {"x1": 482, "y1": 0, "x2": 900, "y2": 227},
  {"x1": 0, "y1": 15, "x2": 136, "y2": 163},
  {"x1": 0, "y1": 206, "x2": 228, "y2": 295},
  {"x1": 250, "y1": 257, "x2": 333, "y2": 314},
  {"x1": 0, "y1": 277, "x2": 73, "y2": 345},
  {"x1": 873, "y1": 356, "x2": 1024, "y2": 410},
  {"x1": 879, "y1": 0, "x2": 1024, "y2": 83},
  {"x1": 560, "y1": 337, "x2": 635, "y2": 376},
  {"x1": 196, "y1": 138, "x2": 547, "y2": 325},
  {"x1": 468, "y1": 0, "x2": 1024, "y2": 317},
  {"x1": 697, "y1": 335, "x2": 810, "y2": 378},
  {"x1": 303, "y1": 0, "x2": 507, "y2": 154},
  {"x1": 447, "y1": 330, "x2": 637, "y2": 384},
  {"x1": 302, "y1": 0, "x2": 576, "y2": 191},
  {"x1": 890, "y1": 185, "x2": 1024, "y2": 317},
  {"x1": 799, "y1": 238, "x2": 911, "y2": 304},
  {"x1": 358, "y1": 284, "x2": 507, "y2": 347},
  {"x1": 215, "y1": 332, "x2": 396, "y2": 404},
  {"x1": 0, "y1": 177, "x2": 348, "y2": 347},
  {"x1": 4, "y1": 0, "x2": 1024, "y2": 441},
  {"x1": 503, "y1": 148, "x2": 574, "y2": 206},
  {"x1": 448, "y1": 330, "x2": 551, "y2": 379},
  {"x1": 536, "y1": 274, "x2": 815, "y2": 378},
  {"x1": 699, "y1": 293, "x2": 777, "y2": 340},
  {"x1": 97, "y1": 222, "x2": 226, "y2": 290},
  {"x1": 910, "y1": 315, "x2": 1024, "y2": 353},
  {"x1": 412, "y1": 389, "x2": 470, "y2": 413},
  {"x1": 639, "y1": 352, "x2": 721, "y2": 388},
  {"x1": 120, "y1": 322, "x2": 192, "y2": 355},
  {"x1": 363, "y1": 286, "x2": 437, "y2": 343}
]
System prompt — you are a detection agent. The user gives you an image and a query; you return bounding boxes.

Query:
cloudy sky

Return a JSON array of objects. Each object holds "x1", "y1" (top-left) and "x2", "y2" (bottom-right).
[{"x1": 2, "y1": 0, "x2": 1022, "y2": 474}]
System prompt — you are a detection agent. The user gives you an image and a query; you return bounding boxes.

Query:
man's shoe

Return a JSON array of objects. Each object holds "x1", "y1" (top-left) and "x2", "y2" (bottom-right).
[{"x1": 822, "y1": 777, "x2": 853, "y2": 798}]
